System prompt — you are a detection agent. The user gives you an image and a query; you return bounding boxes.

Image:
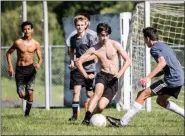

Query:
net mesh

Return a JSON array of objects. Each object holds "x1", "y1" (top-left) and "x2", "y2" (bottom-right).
[{"x1": 125, "y1": 2, "x2": 184, "y2": 108}]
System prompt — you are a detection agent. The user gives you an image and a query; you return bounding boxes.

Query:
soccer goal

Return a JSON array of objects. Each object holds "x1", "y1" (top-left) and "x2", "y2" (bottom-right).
[{"x1": 120, "y1": 1, "x2": 184, "y2": 111}]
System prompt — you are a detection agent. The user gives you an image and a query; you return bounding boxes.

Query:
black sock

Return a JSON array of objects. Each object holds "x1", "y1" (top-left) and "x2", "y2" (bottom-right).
[
  {"x1": 84, "y1": 110, "x2": 92, "y2": 121},
  {"x1": 72, "y1": 101, "x2": 79, "y2": 117},
  {"x1": 25, "y1": 100, "x2": 33, "y2": 116}
]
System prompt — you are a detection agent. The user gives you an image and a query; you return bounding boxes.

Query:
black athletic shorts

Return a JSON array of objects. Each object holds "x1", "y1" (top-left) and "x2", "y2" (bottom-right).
[
  {"x1": 150, "y1": 80, "x2": 182, "y2": 99},
  {"x1": 95, "y1": 71, "x2": 118, "y2": 101},
  {"x1": 70, "y1": 69, "x2": 94, "y2": 91},
  {"x1": 15, "y1": 64, "x2": 36, "y2": 94}
]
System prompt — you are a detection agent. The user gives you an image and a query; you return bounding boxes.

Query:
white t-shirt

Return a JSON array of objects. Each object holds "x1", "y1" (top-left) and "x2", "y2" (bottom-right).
[{"x1": 66, "y1": 29, "x2": 98, "y2": 47}]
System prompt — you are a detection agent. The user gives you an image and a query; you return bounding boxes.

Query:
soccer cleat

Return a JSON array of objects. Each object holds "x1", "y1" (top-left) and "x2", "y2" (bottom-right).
[
  {"x1": 68, "y1": 115, "x2": 77, "y2": 121},
  {"x1": 106, "y1": 116, "x2": 121, "y2": 127},
  {"x1": 81, "y1": 119, "x2": 90, "y2": 125},
  {"x1": 24, "y1": 109, "x2": 30, "y2": 117},
  {"x1": 24, "y1": 111, "x2": 30, "y2": 117}
]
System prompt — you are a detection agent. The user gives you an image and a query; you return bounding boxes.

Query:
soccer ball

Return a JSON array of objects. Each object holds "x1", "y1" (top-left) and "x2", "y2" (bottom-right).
[{"x1": 90, "y1": 114, "x2": 106, "y2": 127}]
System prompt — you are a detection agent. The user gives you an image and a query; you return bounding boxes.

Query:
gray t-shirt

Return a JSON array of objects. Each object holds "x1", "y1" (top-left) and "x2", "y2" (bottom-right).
[
  {"x1": 150, "y1": 42, "x2": 184, "y2": 87},
  {"x1": 66, "y1": 29, "x2": 98, "y2": 47},
  {"x1": 70, "y1": 33, "x2": 96, "y2": 72}
]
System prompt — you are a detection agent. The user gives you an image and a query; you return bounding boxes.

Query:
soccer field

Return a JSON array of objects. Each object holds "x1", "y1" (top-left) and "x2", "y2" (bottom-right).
[{"x1": 1, "y1": 107, "x2": 184, "y2": 135}]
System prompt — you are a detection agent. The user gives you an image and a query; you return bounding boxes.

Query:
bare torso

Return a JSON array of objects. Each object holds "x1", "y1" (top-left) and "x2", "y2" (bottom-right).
[
  {"x1": 93, "y1": 40, "x2": 119, "y2": 75},
  {"x1": 15, "y1": 38, "x2": 38, "y2": 66}
]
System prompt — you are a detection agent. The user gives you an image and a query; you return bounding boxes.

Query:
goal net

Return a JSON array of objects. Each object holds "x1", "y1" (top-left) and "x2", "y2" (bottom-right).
[{"x1": 120, "y1": 2, "x2": 184, "y2": 111}]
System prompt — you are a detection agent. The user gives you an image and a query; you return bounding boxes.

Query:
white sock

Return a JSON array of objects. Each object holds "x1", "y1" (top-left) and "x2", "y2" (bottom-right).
[
  {"x1": 120, "y1": 101, "x2": 143, "y2": 126},
  {"x1": 166, "y1": 101, "x2": 184, "y2": 118}
]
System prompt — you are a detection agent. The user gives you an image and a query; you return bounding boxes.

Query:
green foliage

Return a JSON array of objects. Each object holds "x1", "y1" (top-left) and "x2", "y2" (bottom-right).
[
  {"x1": 1, "y1": 1, "x2": 136, "y2": 46},
  {"x1": 1, "y1": 1, "x2": 21, "y2": 12},
  {"x1": 1, "y1": 7, "x2": 22, "y2": 46},
  {"x1": 1, "y1": 2, "x2": 63, "y2": 46},
  {"x1": 100, "y1": 1, "x2": 134, "y2": 14}
]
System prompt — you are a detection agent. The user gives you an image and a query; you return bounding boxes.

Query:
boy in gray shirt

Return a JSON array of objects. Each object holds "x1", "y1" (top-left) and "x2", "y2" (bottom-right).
[
  {"x1": 107, "y1": 27, "x2": 184, "y2": 127},
  {"x1": 68, "y1": 15, "x2": 96, "y2": 121}
]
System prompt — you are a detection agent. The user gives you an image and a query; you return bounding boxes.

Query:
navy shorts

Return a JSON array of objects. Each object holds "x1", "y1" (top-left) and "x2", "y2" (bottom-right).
[{"x1": 150, "y1": 80, "x2": 182, "y2": 99}]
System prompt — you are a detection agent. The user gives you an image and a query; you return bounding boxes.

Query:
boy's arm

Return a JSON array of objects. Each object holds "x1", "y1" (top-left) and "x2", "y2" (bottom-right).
[
  {"x1": 66, "y1": 30, "x2": 77, "y2": 56},
  {"x1": 140, "y1": 56, "x2": 166, "y2": 86},
  {"x1": 69, "y1": 47, "x2": 76, "y2": 69},
  {"x1": 154, "y1": 70, "x2": 164, "y2": 77},
  {"x1": 147, "y1": 56, "x2": 166, "y2": 79},
  {"x1": 114, "y1": 41, "x2": 131, "y2": 79},
  {"x1": 76, "y1": 48, "x2": 96, "y2": 79},
  {"x1": 6, "y1": 42, "x2": 17, "y2": 77},
  {"x1": 35, "y1": 42, "x2": 42, "y2": 69}
]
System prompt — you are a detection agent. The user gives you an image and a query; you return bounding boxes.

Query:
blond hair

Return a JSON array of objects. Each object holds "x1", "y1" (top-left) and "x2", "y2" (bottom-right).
[{"x1": 74, "y1": 15, "x2": 88, "y2": 25}]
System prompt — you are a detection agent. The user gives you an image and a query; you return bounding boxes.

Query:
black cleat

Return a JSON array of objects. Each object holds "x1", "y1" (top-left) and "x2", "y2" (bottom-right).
[
  {"x1": 24, "y1": 113, "x2": 29, "y2": 117},
  {"x1": 25, "y1": 110, "x2": 30, "y2": 117},
  {"x1": 106, "y1": 116, "x2": 121, "y2": 127},
  {"x1": 68, "y1": 115, "x2": 77, "y2": 121},
  {"x1": 81, "y1": 119, "x2": 90, "y2": 125}
]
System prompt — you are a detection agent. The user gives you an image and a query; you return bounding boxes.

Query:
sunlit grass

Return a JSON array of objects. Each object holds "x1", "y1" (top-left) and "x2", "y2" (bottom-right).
[{"x1": 1, "y1": 107, "x2": 184, "y2": 135}]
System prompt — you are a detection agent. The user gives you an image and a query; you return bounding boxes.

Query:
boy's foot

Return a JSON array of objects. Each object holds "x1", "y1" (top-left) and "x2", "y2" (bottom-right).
[
  {"x1": 81, "y1": 119, "x2": 90, "y2": 125},
  {"x1": 106, "y1": 116, "x2": 121, "y2": 127},
  {"x1": 68, "y1": 115, "x2": 77, "y2": 121},
  {"x1": 24, "y1": 110, "x2": 30, "y2": 117}
]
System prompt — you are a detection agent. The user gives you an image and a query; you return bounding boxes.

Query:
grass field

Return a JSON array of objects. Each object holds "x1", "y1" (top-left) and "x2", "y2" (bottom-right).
[
  {"x1": 1, "y1": 106, "x2": 184, "y2": 135},
  {"x1": 2, "y1": 77, "x2": 64, "y2": 107}
]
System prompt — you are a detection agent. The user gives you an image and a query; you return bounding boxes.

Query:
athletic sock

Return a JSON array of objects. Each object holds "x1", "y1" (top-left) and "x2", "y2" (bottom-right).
[
  {"x1": 121, "y1": 101, "x2": 143, "y2": 126},
  {"x1": 25, "y1": 100, "x2": 33, "y2": 116},
  {"x1": 72, "y1": 101, "x2": 79, "y2": 117},
  {"x1": 166, "y1": 101, "x2": 184, "y2": 118},
  {"x1": 84, "y1": 110, "x2": 93, "y2": 121}
]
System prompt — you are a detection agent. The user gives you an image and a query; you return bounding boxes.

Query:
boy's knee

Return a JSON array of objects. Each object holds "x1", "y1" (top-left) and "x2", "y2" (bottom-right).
[
  {"x1": 97, "y1": 107, "x2": 104, "y2": 113},
  {"x1": 18, "y1": 91, "x2": 25, "y2": 98},
  {"x1": 87, "y1": 91, "x2": 94, "y2": 98},
  {"x1": 97, "y1": 105, "x2": 105, "y2": 113},
  {"x1": 28, "y1": 90, "x2": 33, "y2": 95},
  {"x1": 156, "y1": 97, "x2": 168, "y2": 107}
]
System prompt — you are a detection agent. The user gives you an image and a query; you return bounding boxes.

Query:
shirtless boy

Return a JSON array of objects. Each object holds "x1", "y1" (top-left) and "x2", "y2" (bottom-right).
[
  {"x1": 6, "y1": 21, "x2": 42, "y2": 116},
  {"x1": 76, "y1": 23, "x2": 131, "y2": 124}
]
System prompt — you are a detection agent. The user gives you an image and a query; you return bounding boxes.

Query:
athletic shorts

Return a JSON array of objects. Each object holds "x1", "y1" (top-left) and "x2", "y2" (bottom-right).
[
  {"x1": 15, "y1": 64, "x2": 36, "y2": 94},
  {"x1": 95, "y1": 71, "x2": 118, "y2": 101},
  {"x1": 70, "y1": 69, "x2": 94, "y2": 91},
  {"x1": 150, "y1": 80, "x2": 182, "y2": 99}
]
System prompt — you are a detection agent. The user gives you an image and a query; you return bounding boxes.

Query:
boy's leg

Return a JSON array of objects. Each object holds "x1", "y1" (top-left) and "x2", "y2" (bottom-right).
[
  {"x1": 107, "y1": 87, "x2": 152, "y2": 127},
  {"x1": 25, "y1": 90, "x2": 33, "y2": 117},
  {"x1": 85, "y1": 91, "x2": 94, "y2": 112},
  {"x1": 157, "y1": 95, "x2": 184, "y2": 118},
  {"x1": 120, "y1": 87, "x2": 151, "y2": 126},
  {"x1": 69, "y1": 85, "x2": 81, "y2": 121},
  {"x1": 82, "y1": 83, "x2": 104, "y2": 124}
]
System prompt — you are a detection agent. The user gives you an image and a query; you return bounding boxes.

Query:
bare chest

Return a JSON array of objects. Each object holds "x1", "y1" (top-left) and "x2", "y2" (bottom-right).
[
  {"x1": 97, "y1": 46, "x2": 117, "y2": 60},
  {"x1": 17, "y1": 44, "x2": 36, "y2": 53}
]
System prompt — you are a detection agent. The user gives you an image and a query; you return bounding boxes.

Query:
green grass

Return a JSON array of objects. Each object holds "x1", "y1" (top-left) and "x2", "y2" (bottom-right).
[
  {"x1": 2, "y1": 77, "x2": 64, "y2": 105},
  {"x1": 1, "y1": 107, "x2": 184, "y2": 135}
]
